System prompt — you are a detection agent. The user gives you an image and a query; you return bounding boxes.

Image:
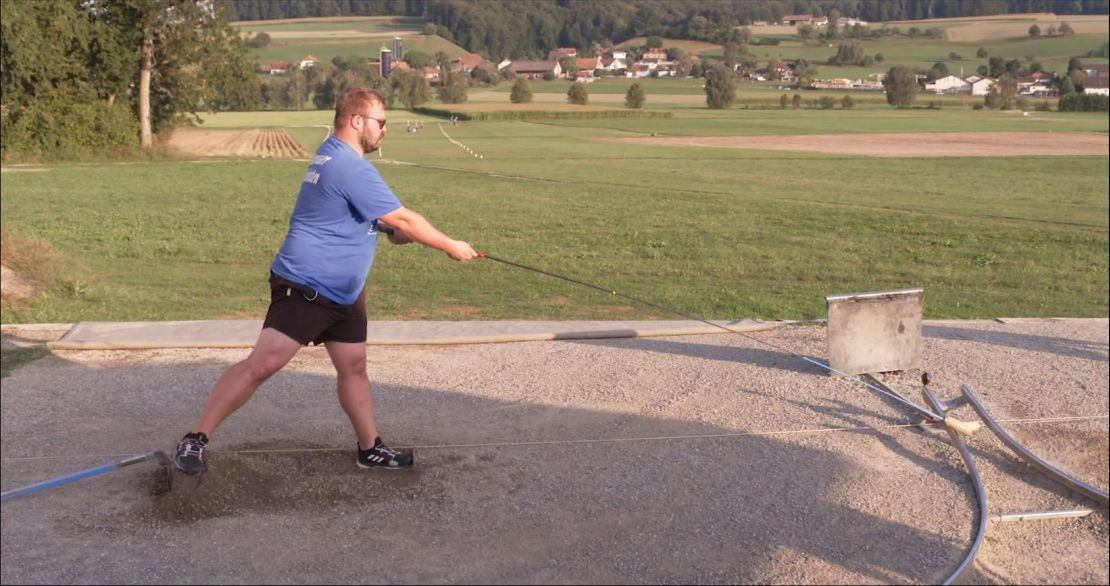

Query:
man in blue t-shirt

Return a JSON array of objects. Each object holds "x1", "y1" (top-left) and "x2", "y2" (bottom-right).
[{"x1": 174, "y1": 87, "x2": 477, "y2": 474}]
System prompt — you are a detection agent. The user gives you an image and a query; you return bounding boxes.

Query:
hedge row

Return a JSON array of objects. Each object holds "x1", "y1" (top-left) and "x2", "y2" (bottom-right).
[
  {"x1": 412, "y1": 106, "x2": 674, "y2": 122},
  {"x1": 1, "y1": 95, "x2": 140, "y2": 162},
  {"x1": 1058, "y1": 93, "x2": 1109, "y2": 112}
]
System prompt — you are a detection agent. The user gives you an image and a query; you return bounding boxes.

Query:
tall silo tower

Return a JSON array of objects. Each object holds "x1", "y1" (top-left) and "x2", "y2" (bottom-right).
[{"x1": 380, "y1": 46, "x2": 392, "y2": 77}]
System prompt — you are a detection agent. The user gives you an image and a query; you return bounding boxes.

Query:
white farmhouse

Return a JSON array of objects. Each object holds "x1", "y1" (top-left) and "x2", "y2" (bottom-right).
[
  {"x1": 924, "y1": 75, "x2": 971, "y2": 94},
  {"x1": 966, "y1": 75, "x2": 996, "y2": 96}
]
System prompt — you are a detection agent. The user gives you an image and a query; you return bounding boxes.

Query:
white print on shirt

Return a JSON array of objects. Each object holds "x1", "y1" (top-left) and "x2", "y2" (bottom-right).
[
  {"x1": 311, "y1": 155, "x2": 332, "y2": 165},
  {"x1": 303, "y1": 170, "x2": 321, "y2": 184}
]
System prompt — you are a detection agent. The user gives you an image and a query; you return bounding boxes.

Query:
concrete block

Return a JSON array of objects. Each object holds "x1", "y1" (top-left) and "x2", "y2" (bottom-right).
[{"x1": 826, "y1": 288, "x2": 923, "y2": 375}]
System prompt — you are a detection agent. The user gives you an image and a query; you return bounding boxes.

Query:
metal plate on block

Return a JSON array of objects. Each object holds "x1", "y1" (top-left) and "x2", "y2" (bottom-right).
[{"x1": 826, "y1": 288, "x2": 923, "y2": 375}]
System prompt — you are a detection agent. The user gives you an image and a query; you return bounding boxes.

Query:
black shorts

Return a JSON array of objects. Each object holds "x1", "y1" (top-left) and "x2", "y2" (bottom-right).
[{"x1": 262, "y1": 273, "x2": 367, "y2": 345}]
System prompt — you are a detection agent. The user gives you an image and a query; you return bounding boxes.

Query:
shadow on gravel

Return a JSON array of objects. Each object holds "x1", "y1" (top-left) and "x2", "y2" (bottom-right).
[
  {"x1": 741, "y1": 387, "x2": 1104, "y2": 507},
  {"x1": 923, "y1": 324, "x2": 1109, "y2": 362},
  {"x1": 1, "y1": 352, "x2": 972, "y2": 584},
  {"x1": 569, "y1": 336, "x2": 822, "y2": 375}
]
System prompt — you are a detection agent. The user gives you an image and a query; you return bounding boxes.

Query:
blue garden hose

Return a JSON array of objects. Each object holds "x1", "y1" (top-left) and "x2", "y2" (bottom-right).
[{"x1": 1, "y1": 451, "x2": 171, "y2": 502}]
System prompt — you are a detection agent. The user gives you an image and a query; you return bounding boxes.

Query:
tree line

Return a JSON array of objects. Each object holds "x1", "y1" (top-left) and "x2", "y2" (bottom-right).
[
  {"x1": 256, "y1": 51, "x2": 471, "y2": 112},
  {"x1": 227, "y1": 0, "x2": 1109, "y2": 59},
  {"x1": 5, "y1": 0, "x2": 1108, "y2": 160},
  {"x1": 1, "y1": 0, "x2": 256, "y2": 160}
]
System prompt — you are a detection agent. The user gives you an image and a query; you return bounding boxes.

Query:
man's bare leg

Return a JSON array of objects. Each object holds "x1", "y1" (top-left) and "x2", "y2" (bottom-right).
[
  {"x1": 325, "y1": 340, "x2": 378, "y2": 449},
  {"x1": 191, "y1": 328, "x2": 303, "y2": 437}
]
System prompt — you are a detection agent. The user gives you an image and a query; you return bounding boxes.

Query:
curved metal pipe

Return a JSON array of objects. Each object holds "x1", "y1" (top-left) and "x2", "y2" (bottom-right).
[
  {"x1": 922, "y1": 387, "x2": 988, "y2": 585},
  {"x1": 994, "y1": 508, "x2": 1093, "y2": 522},
  {"x1": 961, "y1": 385, "x2": 1109, "y2": 508}
]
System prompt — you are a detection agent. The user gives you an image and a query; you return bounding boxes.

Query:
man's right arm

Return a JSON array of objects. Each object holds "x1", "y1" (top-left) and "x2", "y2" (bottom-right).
[{"x1": 378, "y1": 207, "x2": 477, "y2": 261}]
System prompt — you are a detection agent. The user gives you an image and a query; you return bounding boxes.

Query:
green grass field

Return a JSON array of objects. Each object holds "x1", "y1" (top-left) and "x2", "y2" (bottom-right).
[
  {"x1": 3, "y1": 15, "x2": 1107, "y2": 325},
  {"x1": 702, "y1": 33, "x2": 1109, "y2": 80},
  {"x1": 250, "y1": 34, "x2": 468, "y2": 66},
  {"x1": 236, "y1": 16, "x2": 427, "y2": 35},
  {"x1": 470, "y1": 78, "x2": 1047, "y2": 110},
  {"x1": 237, "y1": 16, "x2": 469, "y2": 65},
  {"x1": 2, "y1": 106, "x2": 1106, "y2": 324}
]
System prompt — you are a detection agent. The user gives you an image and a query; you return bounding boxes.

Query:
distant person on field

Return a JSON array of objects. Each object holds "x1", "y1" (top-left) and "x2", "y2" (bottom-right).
[{"x1": 173, "y1": 87, "x2": 478, "y2": 474}]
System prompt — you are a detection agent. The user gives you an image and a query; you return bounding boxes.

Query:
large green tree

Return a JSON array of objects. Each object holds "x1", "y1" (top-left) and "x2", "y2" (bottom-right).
[
  {"x1": 391, "y1": 69, "x2": 430, "y2": 109},
  {"x1": 1, "y1": 0, "x2": 138, "y2": 159},
  {"x1": 625, "y1": 81, "x2": 646, "y2": 108},
  {"x1": 312, "y1": 55, "x2": 389, "y2": 110},
  {"x1": 927, "y1": 61, "x2": 950, "y2": 81},
  {"x1": 1, "y1": 0, "x2": 256, "y2": 156},
  {"x1": 567, "y1": 81, "x2": 589, "y2": 105},
  {"x1": 985, "y1": 73, "x2": 1017, "y2": 110},
  {"x1": 884, "y1": 66, "x2": 918, "y2": 108},
  {"x1": 1, "y1": 1, "x2": 134, "y2": 108},
  {"x1": 438, "y1": 69, "x2": 469, "y2": 104},
  {"x1": 828, "y1": 42, "x2": 865, "y2": 66},
  {"x1": 403, "y1": 50, "x2": 434, "y2": 69},
  {"x1": 287, "y1": 66, "x2": 319, "y2": 110},
  {"x1": 704, "y1": 63, "x2": 735, "y2": 109},
  {"x1": 116, "y1": 0, "x2": 255, "y2": 149},
  {"x1": 510, "y1": 77, "x2": 533, "y2": 104},
  {"x1": 558, "y1": 56, "x2": 578, "y2": 79}
]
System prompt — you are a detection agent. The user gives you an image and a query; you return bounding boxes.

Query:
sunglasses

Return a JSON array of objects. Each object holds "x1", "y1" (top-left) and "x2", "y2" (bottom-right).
[{"x1": 358, "y1": 114, "x2": 387, "y2": 129}]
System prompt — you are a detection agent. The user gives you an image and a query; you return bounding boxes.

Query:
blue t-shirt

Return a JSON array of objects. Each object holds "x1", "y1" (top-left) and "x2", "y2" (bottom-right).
[{"x1": 270, "y1": 136, "x2": 402, "y2": 305}]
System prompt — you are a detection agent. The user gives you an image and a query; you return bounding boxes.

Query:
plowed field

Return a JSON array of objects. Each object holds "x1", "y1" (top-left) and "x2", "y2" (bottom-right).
[
  {"x1": 604, "y1": 131, "x2": 1109, "y2": 157},
  {"x1": 167, "y1": 128, "x2": 309, "y2": 159}
]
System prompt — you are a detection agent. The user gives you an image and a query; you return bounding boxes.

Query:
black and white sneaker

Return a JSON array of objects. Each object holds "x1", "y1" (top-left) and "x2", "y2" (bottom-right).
[
  {"x1": 357, "y1": 437, "x2": 413, "y2": 469},
  {"x1": 173, "y1": 432, "x2": 209, "y2": 475}
]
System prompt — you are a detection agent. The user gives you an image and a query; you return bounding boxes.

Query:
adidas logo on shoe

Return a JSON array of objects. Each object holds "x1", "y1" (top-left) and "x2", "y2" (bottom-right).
[{"x1": 357, "y1": 437, "x2": 413, "y2": 469}]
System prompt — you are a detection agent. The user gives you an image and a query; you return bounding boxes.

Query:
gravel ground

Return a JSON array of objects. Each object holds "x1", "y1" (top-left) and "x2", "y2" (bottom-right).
[{"x1": 1, "y1": 319, "x2": 1106, "y2": 584}]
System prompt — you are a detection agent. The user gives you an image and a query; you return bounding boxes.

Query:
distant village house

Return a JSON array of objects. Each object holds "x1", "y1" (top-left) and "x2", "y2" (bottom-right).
[
  {"x1": 268, "y1": 60, "x2": 290, "y2": 75},
  {"x1": 505, "y1": 60, "x2": 561, "y2": 79}
]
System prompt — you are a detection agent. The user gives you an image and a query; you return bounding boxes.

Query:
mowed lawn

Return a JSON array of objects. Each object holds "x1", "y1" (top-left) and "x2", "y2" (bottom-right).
[{"x1": 1, "y1": 107, "x2": 1106, "y2": 323}]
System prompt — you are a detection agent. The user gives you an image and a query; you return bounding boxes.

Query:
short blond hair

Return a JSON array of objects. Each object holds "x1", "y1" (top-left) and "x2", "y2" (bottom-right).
[{"x1": 333, "y1": 87, "x2": 384, "y2": 128}]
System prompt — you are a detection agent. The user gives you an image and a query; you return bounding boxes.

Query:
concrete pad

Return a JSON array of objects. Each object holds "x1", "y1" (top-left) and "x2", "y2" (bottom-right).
[{"x1": 46, "y1": 318, "x2": 776, "y2": 350}]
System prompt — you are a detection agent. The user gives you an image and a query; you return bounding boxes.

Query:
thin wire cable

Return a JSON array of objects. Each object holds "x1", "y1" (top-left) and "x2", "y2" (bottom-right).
[
  {"x1": 3, "y1": 415, "x2": 1105, "y2": 462},
  {"x1": 481, "y1": 253, "x2": 799, "y2": 354},
  {"x1": 480, "y1": 253, "x2": 943, "y2": 420}
]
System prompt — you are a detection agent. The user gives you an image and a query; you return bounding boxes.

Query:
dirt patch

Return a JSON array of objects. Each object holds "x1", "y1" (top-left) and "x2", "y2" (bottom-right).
[
  {"x1": 886, "y1": 13, "x2": 1058, "y2": 24},
  {"x1": 602, "y1": 131, "x2": 1109, "y2": 158},
  {"x1": 236, "y1": 15, "x2": 407, "y2": 26},
  {"x1": 166, "y1": 128, "x2": 309, "y2": 159},
  {"x1": 0, "y1": 264, "x2": 35, "y2": 301},
  {"x1": 873, "y1": 14, "x2": 1107, "y2": 42},
  {"x1": 0, "y1": 167, "x2": 49, "y2": 173},
  {"x1": 615, "y1": 37, "x2": 722, "y2": 53},
  {"x1": 266, "y1": 29, "x2": 367, "y2": 37},
  {"x1": 946, "y1": 19, "x2": 1108, "y2": 42},
  {"x1": 132, "y1": 443, "x2": 427, "y2": 524},
  {"x1": 266, "y1": 30, "x2": 416, "y2": 39}
]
